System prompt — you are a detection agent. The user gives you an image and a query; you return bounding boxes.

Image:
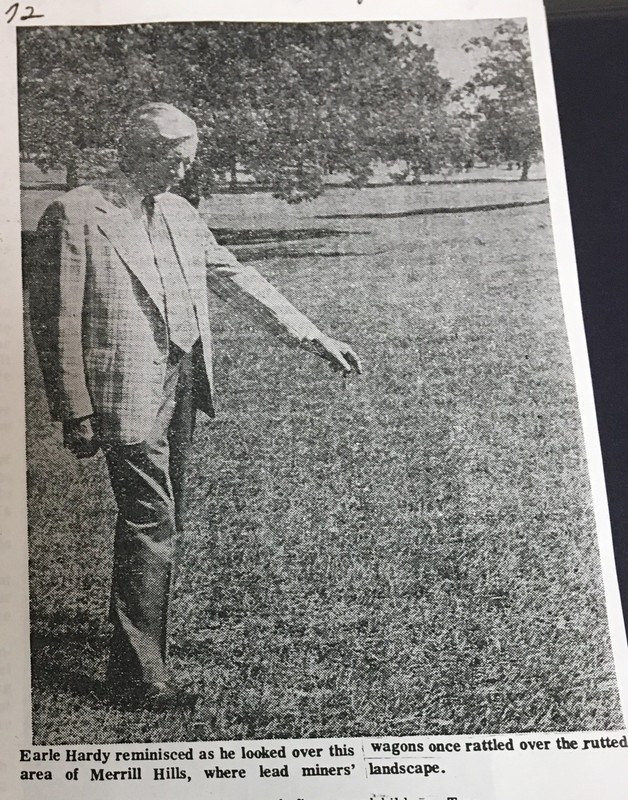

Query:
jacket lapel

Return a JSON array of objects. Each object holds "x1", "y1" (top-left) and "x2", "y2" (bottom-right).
[
  {"x1": 94, "y1": 198, "x2": 167, "y2": 322},
  {"x1": 159, "y1": 200, "x2": 206, "y2": 306}
]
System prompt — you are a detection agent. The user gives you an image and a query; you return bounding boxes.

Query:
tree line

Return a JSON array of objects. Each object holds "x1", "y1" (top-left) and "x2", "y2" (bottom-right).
[{"x1": 17, "y1": 20, "x2": 542, "y2": 203}]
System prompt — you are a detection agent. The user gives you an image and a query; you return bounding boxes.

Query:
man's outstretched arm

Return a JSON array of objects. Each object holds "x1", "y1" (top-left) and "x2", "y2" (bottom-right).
[{"x1": 204, "y1": 228, "x2": 362, "y2": 375}]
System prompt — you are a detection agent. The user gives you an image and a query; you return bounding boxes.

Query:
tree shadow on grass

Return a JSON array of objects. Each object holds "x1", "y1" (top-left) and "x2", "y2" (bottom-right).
[
  {"x1": 313, "y1": 196, "x2": 549, "y2": 220},
  {"x1": 235, "y1": 245, "x2": 385, "y2": 261},
  {"x1": 212, "y1": 226, "x2": 365, "y2": 246},
  {"x1": 214, "y1": 227, "x2": 378, "y2": 260}
]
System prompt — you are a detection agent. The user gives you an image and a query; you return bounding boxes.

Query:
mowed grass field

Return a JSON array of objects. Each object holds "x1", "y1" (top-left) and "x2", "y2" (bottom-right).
[{"x1": 24, "y1": 175, "x2": 624, "y2": 744}]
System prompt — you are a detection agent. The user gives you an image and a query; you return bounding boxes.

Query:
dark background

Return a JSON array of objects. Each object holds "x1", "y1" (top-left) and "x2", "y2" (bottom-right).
[{"x1": 548, "y1": 5, "x2": 628, "y2": 634}]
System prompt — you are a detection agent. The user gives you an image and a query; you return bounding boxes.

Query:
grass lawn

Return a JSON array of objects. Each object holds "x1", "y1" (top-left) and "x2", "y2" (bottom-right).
[{"x1": 24, "y1": 178, "x2": 623, "y2": 744}]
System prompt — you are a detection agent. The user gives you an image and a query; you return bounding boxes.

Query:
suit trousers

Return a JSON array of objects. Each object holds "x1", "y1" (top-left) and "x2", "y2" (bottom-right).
[{"x1": 103, "y1": 345, "x2": 195, "y2": 686}]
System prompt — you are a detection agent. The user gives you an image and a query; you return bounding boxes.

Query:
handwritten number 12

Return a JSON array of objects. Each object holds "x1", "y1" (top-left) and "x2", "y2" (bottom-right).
[{"x1": 5, "y1": 3, "x2": 44, "y2": 23}]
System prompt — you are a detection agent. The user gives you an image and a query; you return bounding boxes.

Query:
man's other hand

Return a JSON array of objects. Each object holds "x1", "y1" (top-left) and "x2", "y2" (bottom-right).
[
  {"x1": 306, "y1": 335, "x2": 363, "y2": 376},
  {"x1": 63, "y1": 416, "x2": 101, "y2": 458}
]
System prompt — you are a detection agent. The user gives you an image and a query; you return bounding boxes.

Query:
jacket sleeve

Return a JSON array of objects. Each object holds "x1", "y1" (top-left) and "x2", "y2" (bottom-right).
[
  {"x1": 29, "y1": 199, "x2": 94, "y2": 422},
  {"x1": 204, "y1": 227, "x2": 326, "y2": 349}
]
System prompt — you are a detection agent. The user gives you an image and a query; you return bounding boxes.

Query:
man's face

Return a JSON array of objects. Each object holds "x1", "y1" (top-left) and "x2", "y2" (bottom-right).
[{"x1": 132, "y1": 136, "x2": 197, "y2": 195}]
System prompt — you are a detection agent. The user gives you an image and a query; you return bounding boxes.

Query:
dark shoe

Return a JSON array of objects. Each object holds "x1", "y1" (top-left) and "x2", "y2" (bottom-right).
[{"x1": 141, "y1": 681, "x2": 198, "y2": 712}]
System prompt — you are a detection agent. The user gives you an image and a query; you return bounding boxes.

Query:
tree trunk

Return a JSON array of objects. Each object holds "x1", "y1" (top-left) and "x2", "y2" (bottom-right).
[
  {"x1": 229, "y1": 153, "x2": 238, "y2": 188},
  {"x1": 65, "y1": 158, "x2": 79, "y2": 190},
  {"x1": 519, "y1": 160, "x2": 530, "y2": 181}
]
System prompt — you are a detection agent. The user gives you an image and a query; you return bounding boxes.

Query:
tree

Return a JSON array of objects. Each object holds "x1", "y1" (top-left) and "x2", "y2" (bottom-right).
[
  {"x1": 461, "y1": 20, "x2": 542, "y2": 180},
  {"x1": 363, "y1": 31, "x2": 453, "y2": 183},
  {"x1": 17, "y1": 22, "x2": 453, "y2": 201},
  {"x1": 18, "y1": 27, "x2": 120, "y2": 185},
  {"x1": 17, "y1": 24, "x2": 260, "y2": 190},
  {"x1": 194, "y1": 23, "x2": 452, "y2": 199}
]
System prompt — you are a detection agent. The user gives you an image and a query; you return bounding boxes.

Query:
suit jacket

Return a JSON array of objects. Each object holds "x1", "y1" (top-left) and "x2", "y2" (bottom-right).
[{"x1": 29, "y1": 173, "x2": 323, "y2": 444}]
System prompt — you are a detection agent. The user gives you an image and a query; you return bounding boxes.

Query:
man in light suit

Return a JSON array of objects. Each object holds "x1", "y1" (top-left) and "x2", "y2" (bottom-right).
[{"x1": 30, "y1": 103, "x2": 361, "y2": 709}]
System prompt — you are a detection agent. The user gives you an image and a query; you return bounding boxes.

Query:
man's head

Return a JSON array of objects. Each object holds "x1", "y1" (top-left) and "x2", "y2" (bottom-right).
[{"x1": 119, "y1": 103, "x2": 198, "y2": 195}]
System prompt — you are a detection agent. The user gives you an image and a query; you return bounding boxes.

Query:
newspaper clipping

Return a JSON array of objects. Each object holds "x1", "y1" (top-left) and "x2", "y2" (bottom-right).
[{"x1": 1, "y1": 0, "x2": 627, "y2": 798}]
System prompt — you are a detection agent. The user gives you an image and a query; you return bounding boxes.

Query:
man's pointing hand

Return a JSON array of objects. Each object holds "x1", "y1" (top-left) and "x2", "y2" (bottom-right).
[{"x1": 305, "y1": 335, "x2": 363, "y2": 376}]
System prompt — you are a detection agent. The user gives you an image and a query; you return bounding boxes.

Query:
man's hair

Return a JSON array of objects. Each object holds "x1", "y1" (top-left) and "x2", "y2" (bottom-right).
[{"x1": 119, "y1": 102, "x2": 198, "y2": 157}]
